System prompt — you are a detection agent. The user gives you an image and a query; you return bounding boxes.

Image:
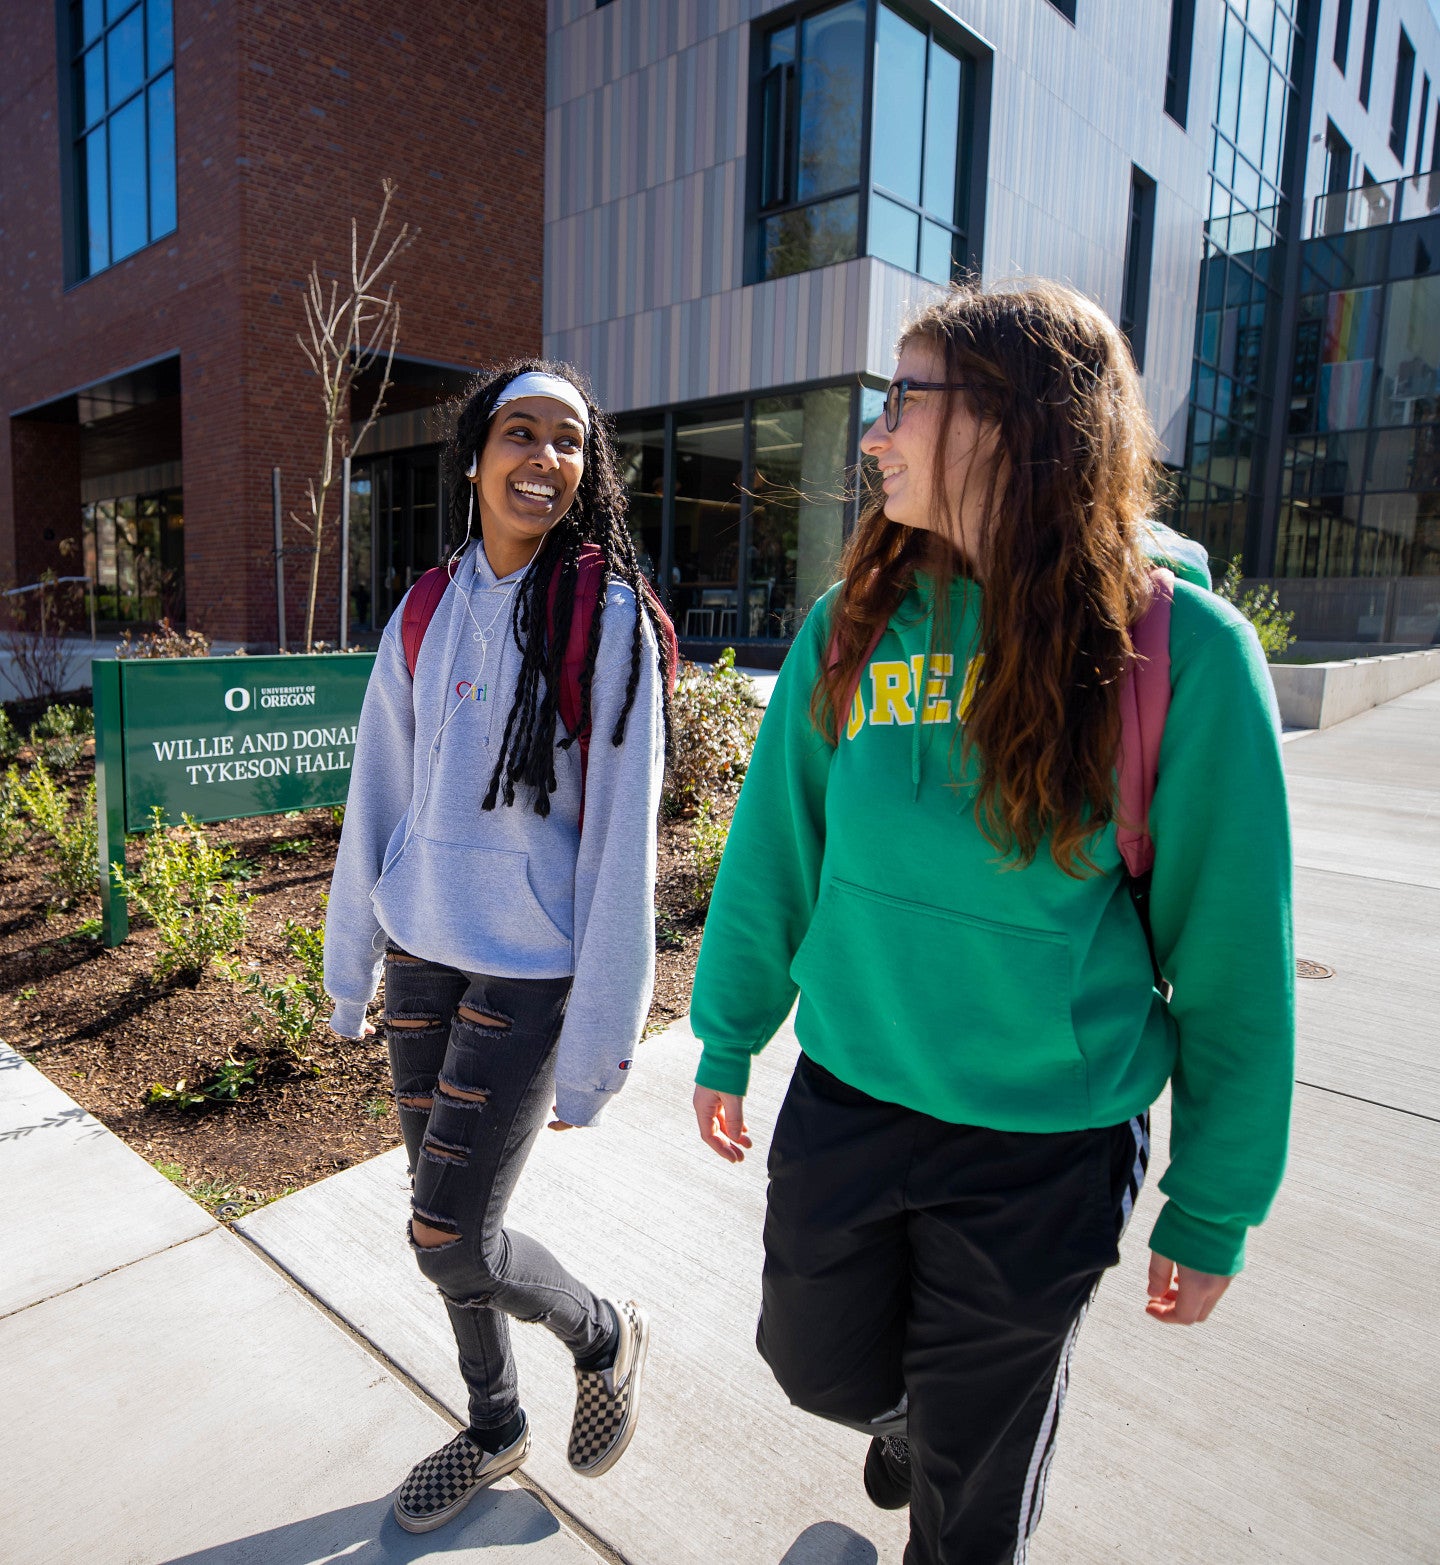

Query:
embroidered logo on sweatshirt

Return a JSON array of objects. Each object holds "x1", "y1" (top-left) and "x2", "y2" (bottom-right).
[{"x1": 455, "y1": 680, "x2": 488, "y2": 703}]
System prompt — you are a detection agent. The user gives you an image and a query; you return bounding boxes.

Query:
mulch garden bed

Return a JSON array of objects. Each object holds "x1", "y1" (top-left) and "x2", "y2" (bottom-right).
[{"x1": 2, "y1": 747, "x2": 712, "y2": 1215}]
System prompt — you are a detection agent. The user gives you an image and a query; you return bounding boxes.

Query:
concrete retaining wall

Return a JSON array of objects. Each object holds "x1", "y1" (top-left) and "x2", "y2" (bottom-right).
[{"x1": 1269, "y1": 648, "x2": 1440, "y2": 729}]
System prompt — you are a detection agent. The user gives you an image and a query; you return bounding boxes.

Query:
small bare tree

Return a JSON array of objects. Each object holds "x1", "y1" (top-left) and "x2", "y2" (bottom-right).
[{"x1": 293, "y1": 179, "x2": 415, "y2": 651}]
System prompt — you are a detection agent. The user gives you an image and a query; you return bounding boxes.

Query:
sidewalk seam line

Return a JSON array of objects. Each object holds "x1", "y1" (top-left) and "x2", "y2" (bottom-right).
[
  {"x1": 1295, "y1": 1078, "x2": 1440, "y2": 1125},
  {"x1": 0, "y1": 1226, "x2": 214, "y2": 1323},
  {"x1": 1293, "y1": 861, "x2": 1439, "y2": 891},
  {"x1": 225, "y1": 1222, "x2": 631, "y2": 1565}
]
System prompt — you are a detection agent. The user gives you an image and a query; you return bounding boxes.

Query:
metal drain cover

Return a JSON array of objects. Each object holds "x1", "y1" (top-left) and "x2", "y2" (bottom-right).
[{"x1": 1297, "y1": 959, "x2": 1335, "y2": 980}]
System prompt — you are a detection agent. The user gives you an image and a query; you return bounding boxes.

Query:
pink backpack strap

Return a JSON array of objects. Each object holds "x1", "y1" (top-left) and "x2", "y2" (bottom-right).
[
  {"x1": 401, "y1": 566, "x2": 453, "y2": 678},
  {"x1": 830, "y1": 620, "x2": 888, "y2": 738},
  {"x1": 548, "y1": 544, "x2": 608, "y2": 792},
  {"x1": 1116, "y1": 568, "x2": 1174, "y2": 879}
]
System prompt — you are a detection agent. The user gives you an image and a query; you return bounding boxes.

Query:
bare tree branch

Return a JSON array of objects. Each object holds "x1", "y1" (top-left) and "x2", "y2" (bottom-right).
[{"x1": 288, "y1": 181, "x2": 416, "y2": 651}]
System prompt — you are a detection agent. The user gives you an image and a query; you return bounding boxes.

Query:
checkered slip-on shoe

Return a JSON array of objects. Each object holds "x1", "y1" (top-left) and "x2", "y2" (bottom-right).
[
  {"x1": 392, "y1": 1418, "x2": 531, "y2": 1535},
  {"x1": 567, "y1": 1298, "x2": 650, "y2": 1478}
]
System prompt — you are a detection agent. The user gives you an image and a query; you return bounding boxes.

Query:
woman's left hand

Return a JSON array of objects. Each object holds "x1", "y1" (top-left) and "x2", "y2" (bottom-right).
[{"x1": 1146, "y1": 1252, "x2": 1232, "y2": 1324}]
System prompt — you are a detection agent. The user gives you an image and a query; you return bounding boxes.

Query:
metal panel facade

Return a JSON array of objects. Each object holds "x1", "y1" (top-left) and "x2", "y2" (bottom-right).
[{"x1": 545, "y1": 0, "x2": 1214, "y2": 462}]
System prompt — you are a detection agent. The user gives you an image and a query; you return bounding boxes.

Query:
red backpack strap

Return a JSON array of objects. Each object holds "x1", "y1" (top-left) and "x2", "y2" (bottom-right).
[
  {"x1": 829, "y1": 619, "x2": 888, "y2": 740},
  {"x1": 401, "y1": 566, "x2": 452, "y2": 678},
  {"x1": 548, "y1": 544, "x2": 608, "y2": 781},
  {"x1": 1116, "y1": 568, "x2": 1174, "y2": 879}
]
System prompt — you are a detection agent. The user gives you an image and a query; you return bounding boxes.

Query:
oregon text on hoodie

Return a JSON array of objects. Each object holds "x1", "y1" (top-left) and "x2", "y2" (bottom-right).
[
  {"x1": 691, "y1": 575, "x2": 1294, "y2": 1277},
  {"x1": 324, "y1": 543, "x2": 666, "y2": 1128}
]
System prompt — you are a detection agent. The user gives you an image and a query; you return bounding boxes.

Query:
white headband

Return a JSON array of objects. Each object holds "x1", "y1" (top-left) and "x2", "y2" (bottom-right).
[{"x1": 492, "y1": 372, "x2": 590, "y2": 431}]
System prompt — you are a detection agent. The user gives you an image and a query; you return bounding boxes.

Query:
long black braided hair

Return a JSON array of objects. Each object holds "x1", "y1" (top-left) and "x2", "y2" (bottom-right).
[{"x1": 442, "y1": 358, "x2": 673, "y2": 817}]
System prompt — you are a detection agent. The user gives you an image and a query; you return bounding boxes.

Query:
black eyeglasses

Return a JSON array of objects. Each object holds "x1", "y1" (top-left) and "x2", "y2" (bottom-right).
[{"x1": 883, "y1": 379, "x2": 973, "y2": 432}]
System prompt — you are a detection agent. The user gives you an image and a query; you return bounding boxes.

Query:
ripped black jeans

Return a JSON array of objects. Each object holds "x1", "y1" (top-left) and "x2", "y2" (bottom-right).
[{"x1": 383, "y1": 948, "x2": 612, "y2": 1434}]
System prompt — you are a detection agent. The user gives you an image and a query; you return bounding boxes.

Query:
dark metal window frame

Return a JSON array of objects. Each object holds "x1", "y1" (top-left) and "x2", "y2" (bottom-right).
[
  {"x1": 56, "y1": 0, "x2": 177, "y2": 287},
  {"x1": 1358, "y1": 0, "x2": 1380, "y2": 108},
  {"x1": 612, "y1": 374, "x2": 871, "y2": 644},
  {"x1": 1389, "y1": 27, "x2": 1415, "y2": 162},
  {"x1": 1164, "y1": 0, "x2": 1196, "y2": 127},
  {"x1": 1044, "y1": 0, "x2": 1077, "y2": 22},
  {"x1": 745, "y1": 0, "x2": 990, "y2": 286},
  {"x1": 1333, "y1": 0, "x2": 1352, "y2": 72},
  {"x1": 1415, "y1": 74, "x2": 1431, "y2": 177},
  {"x1": 1120, "y1": 166, "x2": 1157, "y2": 373}
]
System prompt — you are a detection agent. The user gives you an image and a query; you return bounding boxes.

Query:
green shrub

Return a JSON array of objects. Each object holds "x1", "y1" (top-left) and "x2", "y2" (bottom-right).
[
  {"x1": 688, "y1": 798, "x2": 731, "y2": 910},
  {"x1": 114, "y1": 809, "x2": 251, "y2": 981},
  {"x1": 29, "y1": 703, "x2": 92, "y2": 770},
  {"x1": 663, "y1": 647, "x2": 763, "y2": 816},
  {"x1": 145, "y1": 1054, "x2": 259, "y2": 1110},
  {"x1": 0, "y1": 710, "x2": 22, "y2": 762},
  {"x1": 14, "y1": 762, "x2": 98, "y2": 904},
  {"x1": 0, "y1": 765, "x2": 28, "y2": 859},
  {"x1": 1214, "y1": 557, "x2": 1297, "y2": 662},
  {"x1": 241, "y1": 906, "x2": 328, "y2": 1064}
]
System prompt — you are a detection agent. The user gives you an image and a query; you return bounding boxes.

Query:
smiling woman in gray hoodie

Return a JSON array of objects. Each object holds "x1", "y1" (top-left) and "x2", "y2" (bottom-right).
[{"x1": 324, "y1": 361, "x2": 671, "y2": 1535}]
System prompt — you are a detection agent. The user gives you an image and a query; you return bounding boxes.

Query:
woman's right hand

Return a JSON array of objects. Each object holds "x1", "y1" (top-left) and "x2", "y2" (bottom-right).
[{"x1": 693, "y1": 1085, "x2": 752, "y2": 1163}]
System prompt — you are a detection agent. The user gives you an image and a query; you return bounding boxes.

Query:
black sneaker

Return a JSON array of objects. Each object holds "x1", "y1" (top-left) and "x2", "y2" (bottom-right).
[
  {"x1": 567, "y1": 1298, "x2": 650, "y2": 1477},
  {"x1": 863, "y1": 1434, "x2": 911, "y2": 1509},
  {"x1": 393, "y1": 1418, "x2": 531, "y2": 1534}
]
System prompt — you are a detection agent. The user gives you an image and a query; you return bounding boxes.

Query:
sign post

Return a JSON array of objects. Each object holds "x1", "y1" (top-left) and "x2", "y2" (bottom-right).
[{"x1": 93, "y1": 653, "x2": 375, "y2": 947}]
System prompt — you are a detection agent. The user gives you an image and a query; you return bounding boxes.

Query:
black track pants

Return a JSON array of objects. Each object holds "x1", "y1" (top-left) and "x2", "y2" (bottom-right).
[{"x1": 758, "y1": 1054, "x2": 1148, "y2": 1565}]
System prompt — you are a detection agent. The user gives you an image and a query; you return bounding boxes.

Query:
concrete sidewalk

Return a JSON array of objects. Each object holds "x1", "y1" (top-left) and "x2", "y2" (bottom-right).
[
  {"x1": 0, "y1": 1045, "x2": 602, "y2": 1564},
  {"x1": 2, "y1": 683, "x2": 1435, "y2": 1562}
]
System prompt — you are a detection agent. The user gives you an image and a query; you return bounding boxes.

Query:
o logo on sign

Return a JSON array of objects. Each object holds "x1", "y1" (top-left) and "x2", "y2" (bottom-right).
[{"x1": 224, "y1": 687, "x2": 251, "y2": 712}]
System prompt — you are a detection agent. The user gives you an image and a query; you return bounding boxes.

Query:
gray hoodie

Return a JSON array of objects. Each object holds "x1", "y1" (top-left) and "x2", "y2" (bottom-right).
[{"x1": 323, "y1": 541, "x2": 665, "y2": 1127}]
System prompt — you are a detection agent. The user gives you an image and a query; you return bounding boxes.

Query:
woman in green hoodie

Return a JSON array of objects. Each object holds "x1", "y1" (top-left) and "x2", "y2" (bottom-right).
[{"x1": 689, "y1": 282, "x2": 1293, "y2": 1565}]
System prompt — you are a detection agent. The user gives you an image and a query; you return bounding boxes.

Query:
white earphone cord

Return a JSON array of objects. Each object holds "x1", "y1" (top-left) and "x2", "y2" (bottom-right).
[{"x1": 368, "y1": 486, "x2": 517, "y2": 951}]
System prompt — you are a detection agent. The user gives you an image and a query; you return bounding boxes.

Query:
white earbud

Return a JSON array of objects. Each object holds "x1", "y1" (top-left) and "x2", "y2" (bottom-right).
[{"x1": 465, "y1": 451, "x2": 478, "y2": 479}]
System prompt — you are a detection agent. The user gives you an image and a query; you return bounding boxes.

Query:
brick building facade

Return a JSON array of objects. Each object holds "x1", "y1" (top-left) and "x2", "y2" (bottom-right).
[{"x1": 0, "y1": 1, "x2": 545, "y2": 645}]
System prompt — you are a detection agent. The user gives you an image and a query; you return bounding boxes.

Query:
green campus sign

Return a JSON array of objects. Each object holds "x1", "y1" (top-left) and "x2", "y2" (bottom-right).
[{"x1": 93, "y1": 653, "x2": 375, "y2": 945}]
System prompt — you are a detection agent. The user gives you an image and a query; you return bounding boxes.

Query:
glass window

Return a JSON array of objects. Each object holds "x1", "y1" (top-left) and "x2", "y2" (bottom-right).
[
  {"x1": 761, "y1": 193, "x2": 860, "y2": 277},
  {"x1": 64, "y1": 0, "x2": 177, "y2": 281},
  {"x1": 672, "y1": 407, "x2": 745, "y2": 639},
  {"x1": 1373, "y1": 277, "x2": 1440, "y2": 429},
  {"x1": 754, "y1": 0, "x2": 974, "y2": 284},
  {"x1": 796, "y1": 1, "x2": 866, "y2": 200},
  {"x1": 1390, "y1": 29, "x2": 1415, "y2": 163},
  {"x1": 613, "y1": 421, "x2": 666, "y2": 588},
  {"x1": 872, "y1": 5, "x2": 926, "y2": 205},
  {"x1": 109, "y1": 95, "x2": 148, "y2": 261}
]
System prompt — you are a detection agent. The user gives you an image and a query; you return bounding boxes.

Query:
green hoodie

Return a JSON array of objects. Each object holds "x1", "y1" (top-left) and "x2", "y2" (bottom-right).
[{"x1": 691, "y1": 575, "x2": 1294, "y2": 1276}]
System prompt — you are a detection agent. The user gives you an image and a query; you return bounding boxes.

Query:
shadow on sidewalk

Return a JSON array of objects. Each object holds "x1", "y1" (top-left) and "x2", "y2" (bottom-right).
[
  {"x1": 779, "y1": 1521, "x2": 879, "y2": 1563},
  {"x1": 154, "y1": 1484, "x2": 559, "y2": 1564}
]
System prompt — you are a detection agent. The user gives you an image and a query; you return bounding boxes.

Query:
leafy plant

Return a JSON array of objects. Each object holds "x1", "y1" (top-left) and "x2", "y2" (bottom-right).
[
  {"x1": 242, "y1": 908, "x2": 328, "y2": 1063},
  {"x1": 115, "y1": 618, "x2": 212, "y2": 659},
  {"x1": 0, "y1": 765, "x2": 28, "y2": 859},
  {"x1": 688, "y1": 799, "x2": 731, "y2": 910},
  {"x1": 269, "y1": 836, "x2": 313, "y2": 857},
  {"x1": 145, "y1": 1053, "x2": 260, "y2": 1110},
  {"x1": 114, "y1": 809, "x2": 251, "y2": 981},
  {"x1": 663, "y1": 647, "x2": 763, "y2": 816},
  {"x1": 29, "y1": 703, "x2": 92, "y2": 770},
  {"x1": 363, "y1": 1097, "x2": 391, "y2": 1120},
  {"x1": 0, "y1": 710, "x2": 22, "y2": 762},
  {"x1": 14, "y1": 762, "x2": 98, "y2": 904},
  {"x1": 1214, "y1": 557, "x2": 1297, "y2": 661}
]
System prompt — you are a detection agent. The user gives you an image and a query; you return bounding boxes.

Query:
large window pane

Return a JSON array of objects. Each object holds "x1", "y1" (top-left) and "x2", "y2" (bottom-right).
[
  {"x1": 107, "y1": 5, "x2": 145, "y2": 104},
  {"x1": 148, "y1": 71, "x2": 176, "y2": 235},
  {"x1": 797, "y1": 0, "x2": 865, "y2": 200},
  {"x1": 919, "y1": 220, "x2": 954, "y2": 283},
  {"x1": 79, "y1": 0, "x2": 104, "y2": 46},
  {"x1": 673, "y1": 407, "x2": 744, "y2": 639},
  {"x1": 147, "y1": 0, "x2": 173, "y2": 73},
  {"x1": 750, "y1": 387, "x2": 851, "y2": 638},
  {"x1": 108, "y1": 94, "x2": 148, "y2": 259},
  {"x1": 761, "y1": 193, "x2": 858, "y2": 280},
  {"x1": 923, "y1": 41, "x2": 962, "y2": 220},
  {"x1": 869, "y1": 192, "x2": 919, "y2": 271},
  {"x1": 83, "y1": 125, "x2": 110, "y2": 272},
  {"x1": 1237, "y1": 35, "x2": 1269, "y2": 168},
  {"x1": 1373, "y1": 276, "x2": 1440, "y2": 427},
  {"x1": 78, "y1": 44, "x2": 105, "y2": 130},
  {"x1": 1217, "y1": 12, "x2": 1242, "y2": 141},
  {"x1": 871, "y1": 4, "x2": 926, "y2": 205},
  {"x1": 612, "y1": 421, "x2": 666, "y2": 588}
]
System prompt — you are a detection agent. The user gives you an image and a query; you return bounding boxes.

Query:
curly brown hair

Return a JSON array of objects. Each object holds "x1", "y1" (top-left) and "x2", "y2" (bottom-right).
[{"x1": 813, "y1": 280, "x2": 1162, "y2": 876}]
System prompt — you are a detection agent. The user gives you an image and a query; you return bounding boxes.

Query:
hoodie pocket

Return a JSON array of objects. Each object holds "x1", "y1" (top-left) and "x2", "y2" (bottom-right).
[
  {"x1": 790, "y1": 876, "x2": 1087, "y2": 1124},
  {"x1": 373, "y1": 833, "x2": 572, "y2": 971}
]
